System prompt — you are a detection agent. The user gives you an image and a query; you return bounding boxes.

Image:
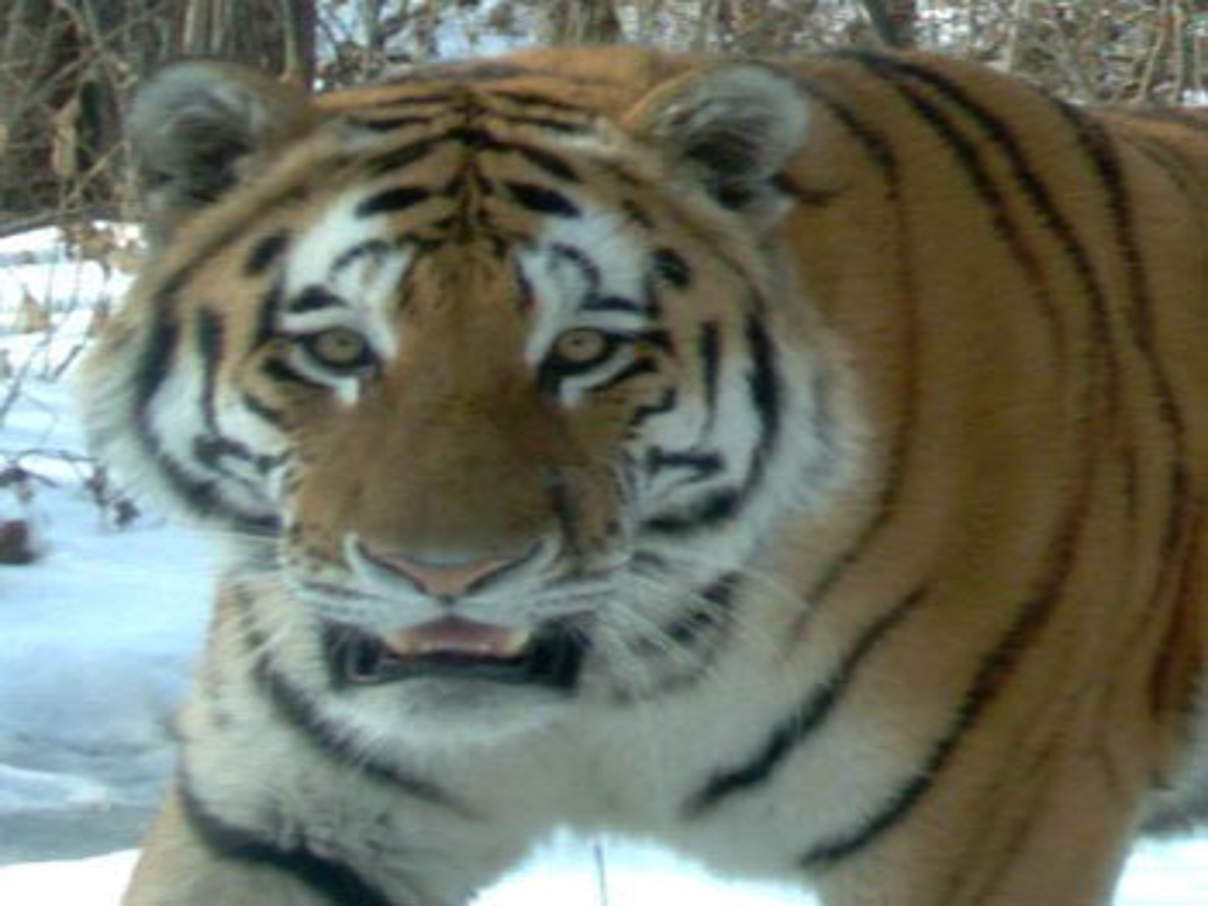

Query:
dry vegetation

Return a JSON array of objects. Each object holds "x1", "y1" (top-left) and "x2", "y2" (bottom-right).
[{"x1": 2, "y1": 0, "x2": 1204, "y2": 238}]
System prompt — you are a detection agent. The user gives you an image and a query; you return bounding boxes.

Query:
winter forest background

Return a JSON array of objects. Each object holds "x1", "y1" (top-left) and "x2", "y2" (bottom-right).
[{"x1": 3, "y1": 2, "x2": 1208, "y2": 904}]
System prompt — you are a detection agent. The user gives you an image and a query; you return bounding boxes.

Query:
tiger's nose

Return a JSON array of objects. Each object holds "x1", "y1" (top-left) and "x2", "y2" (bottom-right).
[{"x1": 357, "y1": 542, "x2": 527, "y2": 596}]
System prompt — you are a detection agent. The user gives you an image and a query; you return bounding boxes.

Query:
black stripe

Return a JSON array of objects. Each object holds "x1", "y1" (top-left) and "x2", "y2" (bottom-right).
[
  {"x1": 743, "y1": 312, "x2": 782, "y2": 486},
  {"x1": 611, "y1": 573, "x2": 742, "y2": 704},
  {"x1": 546, "y1": 467, "x2": 582, "y2": 555},
  {"x1": 849, "y1": 54, "x2": 1063, "y2": 343},
  {"x1": 512, "y1": 259, "x2": 536, "y2": 313},
  {"x1": 365, "y1": 139, "x2": 436, "y2": 176},
  {"x1": 641, "y1": 313, "x2": 780, "y2": 536},
  {"x1": 289, "y1": 285, "x2": 346, "y2": 314},
  {"x1": 637, "y1": 329, "x2": 672, "y2": 351},
  {"x1": 506, "y1": 181, "x2": 579, "y2": 217},
  {"x1": 1058, "y1": 105, "x2": 1186, "y2": 558},
  {"x1": 777, "y1": 77, "x2": 908, "y2": 625},
  {"x1": 445, "y1": 125, "x2": 495, "y2": 149},
  {"x1": 244, "y1": 229, "x2": 290, "y2": 276},
  {"x1": 252, "y1": 281, "x2": 283, "y2": 350},
  {"x1": 698, "y1": 322, "x2": 721, "y2": 429},
  {"x1": 258, "y1": 661, "x2": 468, "y2": 813},
  {"x1": 580, "y1": 295, "x2": 648, "y2": 315},
  {"x1": 353, "y1": 114, "x2": 429, "y2": 132},
  {"x1": 1124, "y1": 134, "x2": 1198, "y2": 199},
  {"x1": 131, "y1": 301, "x2": 275, "y2": 528},
  {"x1": 497, "y1": 113, "x2": 588, "y2": 135},
  {"x1": 774, "y1": 172, "x2": 841, "y2": 207},
  {"x1": 195, "y1": 309, "x2": 224, "y2": 432},
  {"x1": 592, "y1": 357, "x2": 657, "y2": 394},
  {"x1": 261, "y1": 357, "x2": 328, "y2": 390},
  {"x1": 331, "y1": 239, "x2": 394, "y2": 275},
  {"x1": 778, "y1": 61, "x2": 1001, "y2": 643},
  {"x1": 686, "y1": 585, "x2": 928, "y2": 816},
  {"x1": 493, "y1": 90, "x2": 589, "y2": 113},
  {"x1": 240, "y1": 391, "x2": 289, "y2": 429},
  {"x1": 643, "y1": 489, "x2": 741, "y2": 535},
  {"x1": 354, "y1": 89, "x2": 454, "y2": 104},
  {"x1": 192, "y1": 434, "x2": 254, "y2": 470},
  {"x1": 1120, "y1": 109, "x2": 1208, "y2": 134},
  {"x1": 135, "y1": 310, "x2": 180, "y2": 417},
  {"x1": 1055, "y1": 104, "x2": 1193, "y2": 735},
  {"x1": 622, "y1": 199, "x2": 655, "y2": 229},
  {"x1": 550, "y1": 243, "x2": 600, "y2": 290},
  {"x1": 130, "y1": 311, "x2": 250, "y2": 525},
  {"x1": 629, "y1": 388, "x2": 676, "y2": 428},
  {"x1": 653, "y1": 248, "x2": 691, "y2": 289},
  {"x1": 800, "y1": 474, "x2": 1085, "y2": 868},
  {"x1": 514, "y1": 144, "x2": 579, "y2": 182},
  {"x1": 231, "y1": 589, "x2": 470, "y2": 815},
  {"x1": 158, "y1": 448, "x2": 279, "y2": 532},
  {"x1": 356, "y1": 186, "x2": 432, "y2": 217},
  {"x1": 179, "y1": 782, "x2": 395, "y2": 906},
  {"x1": 800, "y1": 586, "x2": 1065, "y2": 868}
]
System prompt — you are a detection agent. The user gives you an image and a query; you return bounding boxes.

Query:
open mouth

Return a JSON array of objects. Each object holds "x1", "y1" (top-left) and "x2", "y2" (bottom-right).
[{"x1": 324, "y1": 617, "x2": 587, "y2": 691}]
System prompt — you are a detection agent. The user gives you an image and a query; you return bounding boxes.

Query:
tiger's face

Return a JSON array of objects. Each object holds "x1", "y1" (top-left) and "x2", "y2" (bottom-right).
[{"x1": 85, "y1": 59, "x2": 843, "y2": 741}]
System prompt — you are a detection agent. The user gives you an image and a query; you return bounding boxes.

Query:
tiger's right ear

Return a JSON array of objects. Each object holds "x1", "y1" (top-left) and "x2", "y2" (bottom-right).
[
  {"x1": 622, "y1": 63, "x2": 808, "y2": 232},
  {"x1": 128, "y1": 61, "x2": 317, "y2": 242}
]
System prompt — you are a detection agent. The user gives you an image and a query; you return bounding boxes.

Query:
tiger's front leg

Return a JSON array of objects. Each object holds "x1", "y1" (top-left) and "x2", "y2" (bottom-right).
[
  {"x1": 125, "y1": 782, "x2": 516, "y2": 906},
  {"x1": 125, "y1": 790, "x2": 337, "y2": 906}
]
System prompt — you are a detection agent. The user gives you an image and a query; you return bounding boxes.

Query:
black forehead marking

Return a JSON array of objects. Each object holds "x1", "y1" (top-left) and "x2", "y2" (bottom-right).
[
  {"x1": 622, "y1": 200, "x2": 655, "y2": 229},
  {"x1": 513, "y1": 145, "x2": 579, "y2": 183},
  {"x1": 350, "y1": 115, "x2": 429, "y2": 132},
  {"x1": 364, "y1": 140, "x2": 437, "y2": 176},
  {"x1": 288, "y1": 285, "x2": 347, "y2": 314},
  {"x1": 506, "y1": 181, "x2": 580, "y2": 217},
  {"x1": 653, "y1": 248, "x2": 692, "y2": 289},
  {"x1": 244, "y1": 229, "x2": 291, "y2": 277},
  {"x1": 549, "y1": 243, "x2": 601, "y2": 292},
  {"x1": 331, "y1": 239, "x2": 393, "y2": 275},
  {"x1": 356, "y1": 186, "x2": 432, "y2": 217}
]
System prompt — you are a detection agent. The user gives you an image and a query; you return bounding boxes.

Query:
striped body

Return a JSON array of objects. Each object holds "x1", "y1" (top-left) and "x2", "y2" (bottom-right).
[{"x1": 82, "y1": 47, "x2": 1208, "y2": 906}]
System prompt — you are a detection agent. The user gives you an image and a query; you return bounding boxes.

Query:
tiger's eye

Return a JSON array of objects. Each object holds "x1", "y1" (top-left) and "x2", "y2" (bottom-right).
[
  {"x1": 305, "y1": 328, "x2": 374, "y2": 372},
  {"x1": 553, "y1": 328, "x2": 608, "y2": 365}
]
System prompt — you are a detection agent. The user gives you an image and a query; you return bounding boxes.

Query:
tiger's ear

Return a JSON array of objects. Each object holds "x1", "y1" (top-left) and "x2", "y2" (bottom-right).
[
  {"x1": 623, "y1": 64, "x2": 807, "y2": 229},
  {"x1": 128, "y1": 61, "x2": 317, "y2": 242}
]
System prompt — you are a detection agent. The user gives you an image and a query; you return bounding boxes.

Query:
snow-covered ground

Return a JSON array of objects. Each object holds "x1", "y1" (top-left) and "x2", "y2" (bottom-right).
[{"x1": 1, "y1": 230, "x2": 1207, "y2": 905}]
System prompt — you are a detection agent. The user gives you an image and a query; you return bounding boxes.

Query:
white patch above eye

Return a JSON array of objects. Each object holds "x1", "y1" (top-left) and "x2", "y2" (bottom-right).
[
  {"x1": 281, "y1": 189, "x2": 413, "y2": 362},
  {"x1": 521, "y1": 207, "x2": 651, "y2": 368},
  {"x1": 287, "y1": 192, "x2": 374, "y2": 293}
]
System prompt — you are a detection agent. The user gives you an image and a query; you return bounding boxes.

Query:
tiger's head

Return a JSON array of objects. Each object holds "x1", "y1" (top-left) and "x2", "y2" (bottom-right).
[{"x1": 83, "y1": 53, "x2": 852, "y2": 742}]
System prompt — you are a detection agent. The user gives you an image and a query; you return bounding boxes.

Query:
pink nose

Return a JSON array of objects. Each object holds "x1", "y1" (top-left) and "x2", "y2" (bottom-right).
[{"x1": 364, "y1": 548, "x2": 519, "y2": 596}]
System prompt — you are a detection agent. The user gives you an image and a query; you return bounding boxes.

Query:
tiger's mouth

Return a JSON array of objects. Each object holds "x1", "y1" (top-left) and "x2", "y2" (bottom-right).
[{"x1": 324, "y1": 617, "x2": 587, "y2": 691}]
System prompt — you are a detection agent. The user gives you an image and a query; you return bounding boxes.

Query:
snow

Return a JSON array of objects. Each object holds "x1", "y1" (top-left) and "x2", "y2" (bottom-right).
[{"x1": 2, "y1": 232, "x2": 1208, "y2": 905}]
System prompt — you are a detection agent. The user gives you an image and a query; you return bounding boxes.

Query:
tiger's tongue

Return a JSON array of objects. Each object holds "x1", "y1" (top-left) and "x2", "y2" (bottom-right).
[{"x1": 382, "y1": 618, "x2": 531, "y2": 659}]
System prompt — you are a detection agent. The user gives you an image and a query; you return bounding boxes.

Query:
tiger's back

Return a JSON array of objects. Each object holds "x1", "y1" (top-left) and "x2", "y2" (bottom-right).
[{"x1": 82, "y1": 46, "x2": 1208, "y2": 906}]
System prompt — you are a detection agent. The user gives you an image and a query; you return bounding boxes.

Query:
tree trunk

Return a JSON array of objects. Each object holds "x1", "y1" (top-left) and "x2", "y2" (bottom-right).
[
  {"x1": 0, "y1": 0, "x2": 317, "y2": 226},
  {"x1": 859, "y1": 0, "x2": 916, "y2": 49}
]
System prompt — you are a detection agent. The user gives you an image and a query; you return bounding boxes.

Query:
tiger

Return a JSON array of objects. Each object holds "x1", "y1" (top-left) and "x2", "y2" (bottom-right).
[{"x1": 80, "y1": 44, "x2": 1208, "y2": 906}]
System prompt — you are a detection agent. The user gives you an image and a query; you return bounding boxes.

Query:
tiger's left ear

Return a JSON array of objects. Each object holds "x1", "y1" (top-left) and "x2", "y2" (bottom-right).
[
  {"x1": 128, "y1": 61, "x2": 319, "y2": 245},
  {"x1": 623, "y1": 64, "x2": 808, "y2": 229}
]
